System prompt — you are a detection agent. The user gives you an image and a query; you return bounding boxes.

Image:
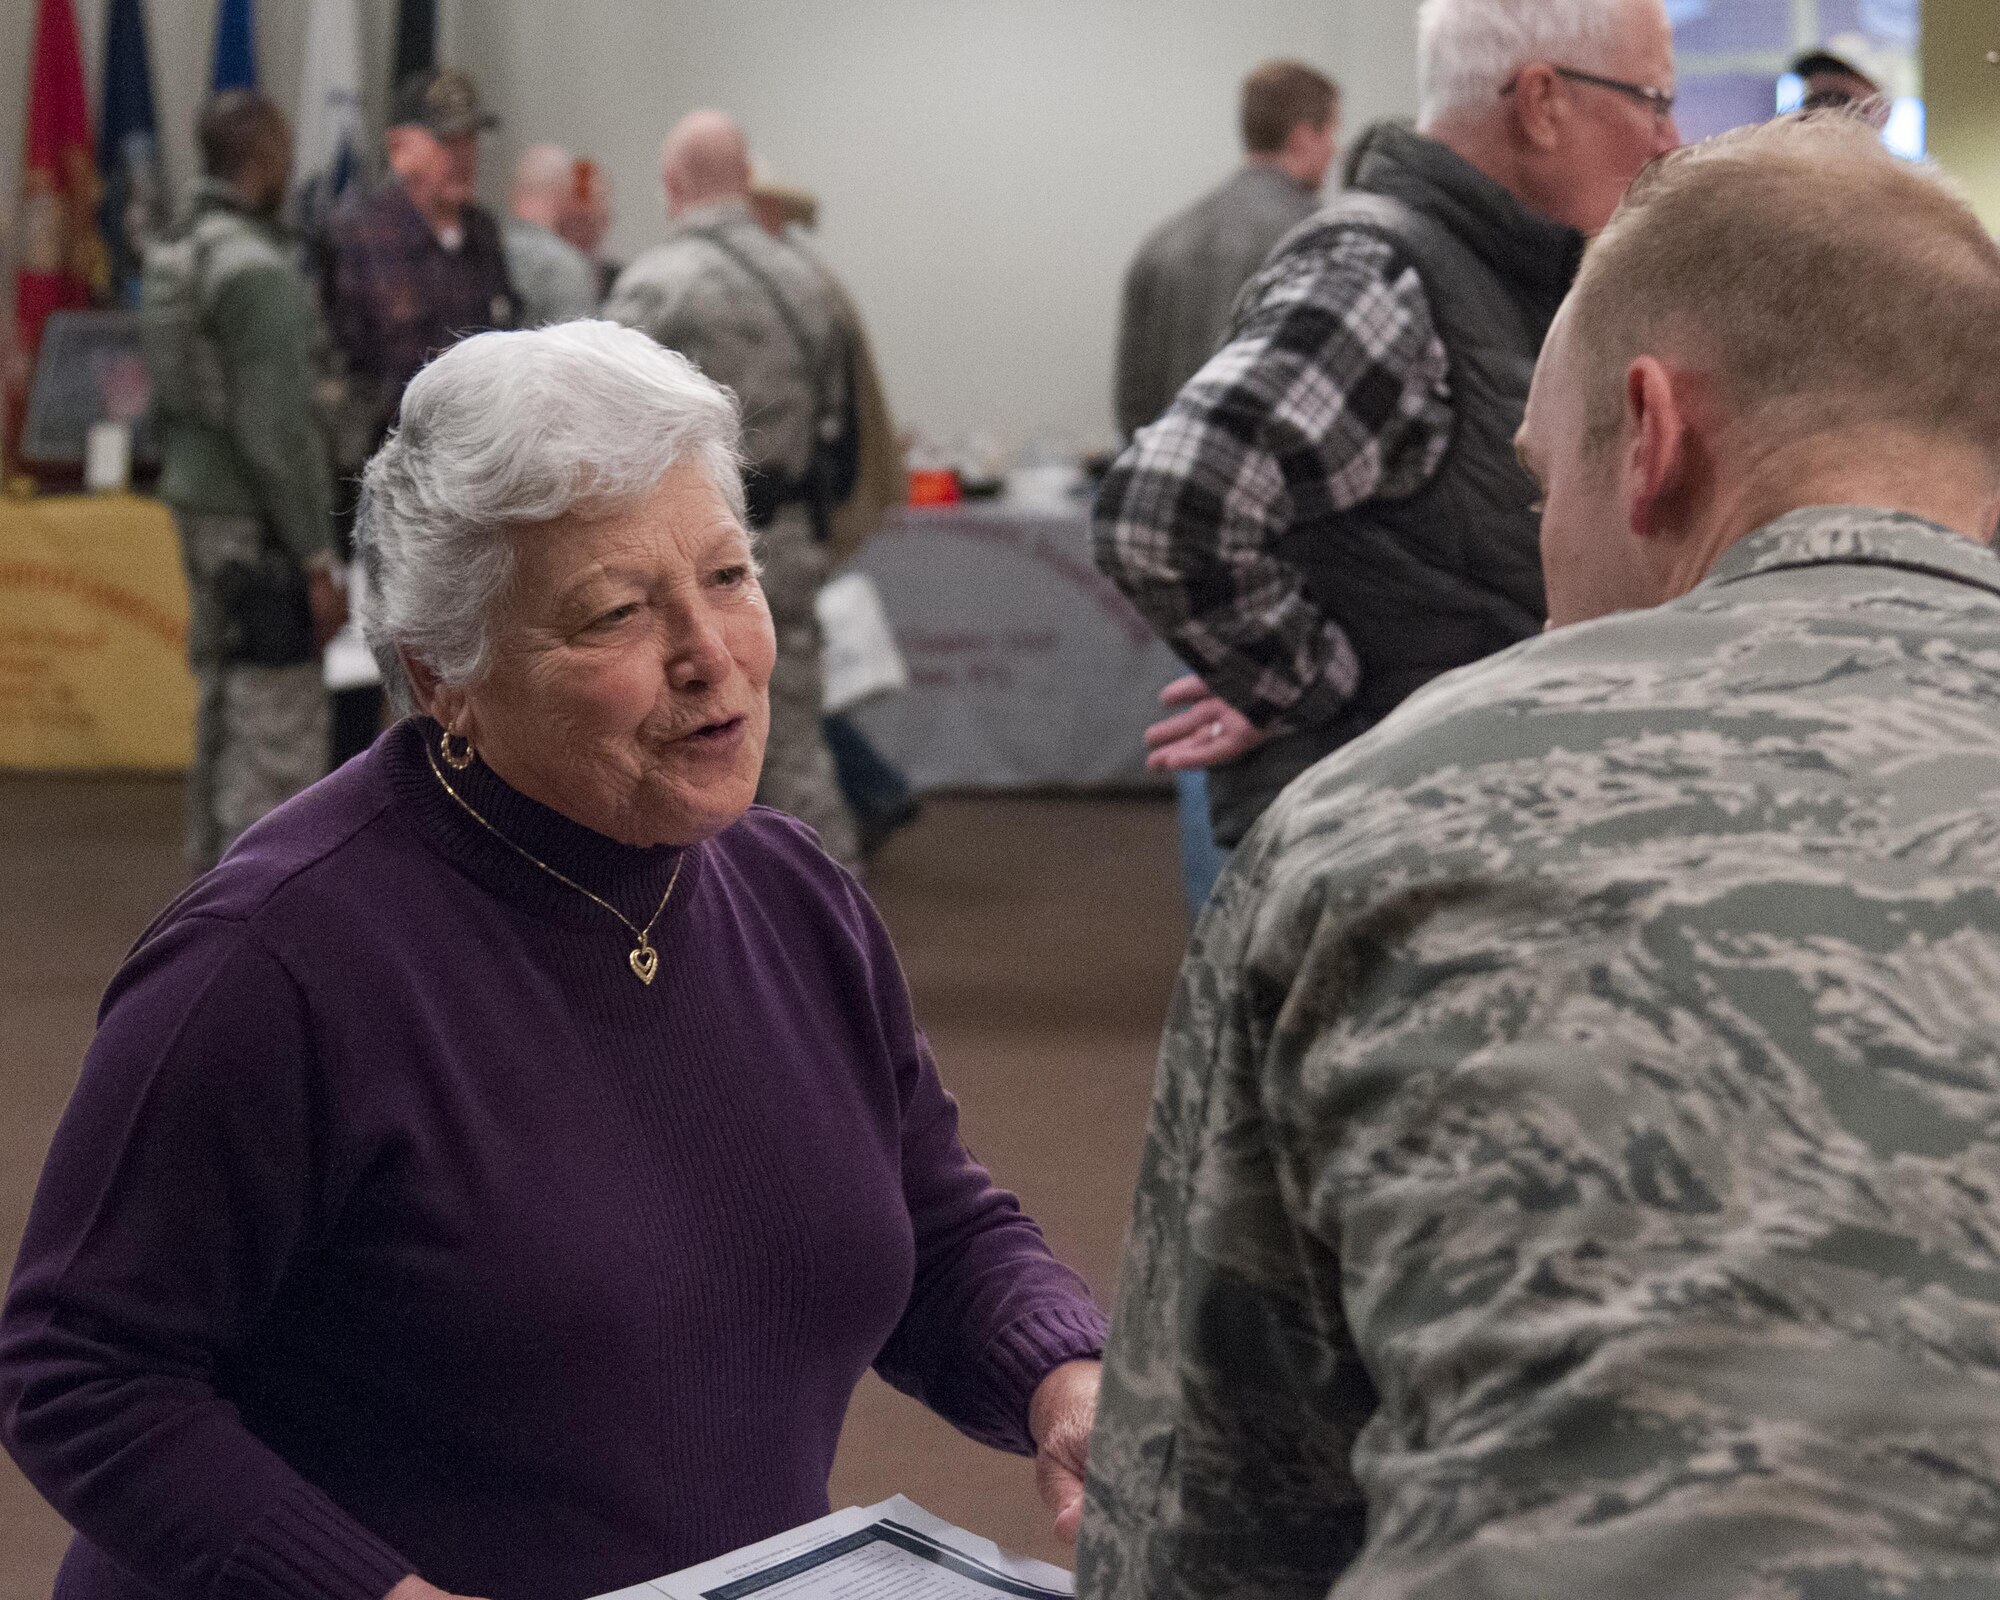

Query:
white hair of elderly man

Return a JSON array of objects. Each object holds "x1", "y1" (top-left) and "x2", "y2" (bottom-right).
[{"x1": 1416, "y1": 0, "x2": 1638, "y2": 127}]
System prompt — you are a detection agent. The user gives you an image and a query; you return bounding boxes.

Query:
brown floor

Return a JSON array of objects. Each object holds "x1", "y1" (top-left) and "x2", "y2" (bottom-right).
[{"x1": 0, "y1": 776, "x2": 1186, "y2": 1599}]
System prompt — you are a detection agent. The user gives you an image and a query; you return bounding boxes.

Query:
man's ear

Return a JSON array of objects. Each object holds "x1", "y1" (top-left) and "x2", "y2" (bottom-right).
[
  {"x1": 1622, "y1": 356, "x2": 1693, "y2": 542},
  {"x1": 1507, "y1": 64, "x2": 1566, "y2": 153}
]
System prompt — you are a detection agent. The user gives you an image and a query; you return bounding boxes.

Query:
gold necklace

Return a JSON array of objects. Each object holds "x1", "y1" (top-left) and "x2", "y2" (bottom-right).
[{"x1": 425, "y1": 742, "x2": 685, "y2": 985}]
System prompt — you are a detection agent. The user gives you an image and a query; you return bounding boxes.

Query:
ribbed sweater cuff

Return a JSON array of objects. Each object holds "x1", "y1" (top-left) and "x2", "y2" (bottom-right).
[
  {"x1": 215, "y1": 1476, "x2": 412, "y2": 1600},
  {"x1": 977, "y1": 1304, "x2": 1111, "y2": 1457}
]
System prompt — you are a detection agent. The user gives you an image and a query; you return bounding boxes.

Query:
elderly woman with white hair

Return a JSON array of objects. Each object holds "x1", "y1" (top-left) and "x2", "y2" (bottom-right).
[{"x1": 0, "y1": 322, "x2": 1106, "y2": 1600}]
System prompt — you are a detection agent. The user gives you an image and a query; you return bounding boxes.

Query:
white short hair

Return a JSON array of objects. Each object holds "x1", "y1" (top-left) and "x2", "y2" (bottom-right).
[
  {"x1": 1417, "y1": 0, "x2": 1630, "y2": 127},
  {"x1": 357, "y1": 319, "x2": 745, "y2": 710}
]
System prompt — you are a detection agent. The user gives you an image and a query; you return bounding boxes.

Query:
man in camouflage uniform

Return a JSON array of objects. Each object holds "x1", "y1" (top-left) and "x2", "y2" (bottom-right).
[
  {"x1": 1079, "y1": 116, "x2": 2000, "y2": 1599},
  {"x1": 143, "y1": 92, "x2": 343, "y2": 872},
  {"x1": 606, "y1": 110, "x2": 859, "y2": 869}
]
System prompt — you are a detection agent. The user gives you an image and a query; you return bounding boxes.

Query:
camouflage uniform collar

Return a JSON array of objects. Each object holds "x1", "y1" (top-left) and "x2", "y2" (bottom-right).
[
  {"x1": 183, "y1": 176, "x2": 265, "y2": 223},
  {"x1": 1702, "y1": 505, "x2": 2000, "y2": 600}
]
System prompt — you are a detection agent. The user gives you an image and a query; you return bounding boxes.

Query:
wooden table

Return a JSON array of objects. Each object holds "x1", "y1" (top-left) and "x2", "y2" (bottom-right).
[{"x1": 0, "y1": 493, "x2": 195, "y2": 770}]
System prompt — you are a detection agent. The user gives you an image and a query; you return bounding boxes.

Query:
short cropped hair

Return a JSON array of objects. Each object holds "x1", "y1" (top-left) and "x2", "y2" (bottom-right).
[
  {"x1": 1416, "y1": 0, "x2": 1625, "y2": 126},
  {"x1": 1566, "y1": 113, "x2": 2000, "y2": 459},
  {"x1": 197, "y1": 89, "x2": 285, "y2": 183},
  {"x1": 1241, "y1": 61, "x2": 1340, "y2": 154},
  {"x1": 357, "y1": 320, "x2": 746, "y2": 709}
]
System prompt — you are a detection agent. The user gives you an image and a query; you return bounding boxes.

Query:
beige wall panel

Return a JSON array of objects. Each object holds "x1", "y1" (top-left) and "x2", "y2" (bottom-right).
[{"x1": 1924, "y1": 0, "x2": 2000, "y2": 226}]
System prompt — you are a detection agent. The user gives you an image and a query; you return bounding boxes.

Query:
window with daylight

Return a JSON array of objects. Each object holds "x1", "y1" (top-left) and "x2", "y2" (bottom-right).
[{"x1": 1669, "y1": 0, "x2": 1924, "y2": 156}]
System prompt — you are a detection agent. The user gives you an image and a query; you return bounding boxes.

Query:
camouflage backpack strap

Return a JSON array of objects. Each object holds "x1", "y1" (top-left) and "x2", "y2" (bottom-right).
[
  {"x1": 140, "y1": 211, "x2": 240, "y2": 428},
  {"x1": 691, "y1": 224, "x2": 830, "y2": 378},
  {"x1": 690, "y1": 224, "x2": 856, "y2": 538}
]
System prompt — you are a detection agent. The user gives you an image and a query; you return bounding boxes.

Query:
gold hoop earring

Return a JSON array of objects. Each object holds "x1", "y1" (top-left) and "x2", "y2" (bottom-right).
[{"x1": 440, "y1": 728, "x2": 475, "y2": 770}]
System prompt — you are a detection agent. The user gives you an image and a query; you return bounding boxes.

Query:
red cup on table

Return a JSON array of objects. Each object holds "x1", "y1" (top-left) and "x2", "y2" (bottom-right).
[{"x1": 906, "y1": 468, "x2": 961, "y2": 507}]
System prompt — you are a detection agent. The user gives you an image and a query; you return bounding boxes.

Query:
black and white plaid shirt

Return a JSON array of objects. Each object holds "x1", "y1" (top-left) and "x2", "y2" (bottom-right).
[{"x1": 1093, "y1": 231, "x2": 1453, "y2": 731}]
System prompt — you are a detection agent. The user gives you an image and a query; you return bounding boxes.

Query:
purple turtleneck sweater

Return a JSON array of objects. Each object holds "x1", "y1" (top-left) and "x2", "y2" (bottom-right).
[{"x1": 0, "y1": 719, "x2": 1106, "y2": 1600}]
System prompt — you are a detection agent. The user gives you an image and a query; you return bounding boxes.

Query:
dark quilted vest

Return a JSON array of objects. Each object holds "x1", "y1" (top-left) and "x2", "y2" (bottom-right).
[{"x1": 1208, "y1": 123, "x2": 1584, "y2": 846}]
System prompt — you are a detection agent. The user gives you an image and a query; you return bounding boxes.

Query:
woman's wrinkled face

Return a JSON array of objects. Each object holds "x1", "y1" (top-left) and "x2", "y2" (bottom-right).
[{"x1": 454, "y1": 463, "x2": 775, "y2": 847}]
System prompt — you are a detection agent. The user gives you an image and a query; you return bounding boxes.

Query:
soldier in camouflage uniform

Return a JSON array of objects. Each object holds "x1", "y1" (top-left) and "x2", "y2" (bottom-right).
[
  {"x1": 606, "y1": 110, "x2": 859, "y2": 870},
  {"x1": 1079, "y1": 117, "x2": 2000, "y2": 1599},
  {"x1": 142, "y1": 93, "x2": 344, "y2": 872}
]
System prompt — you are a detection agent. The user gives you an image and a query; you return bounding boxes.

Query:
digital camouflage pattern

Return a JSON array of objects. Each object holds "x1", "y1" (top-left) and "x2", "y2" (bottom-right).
[
  {"x1": 755, "y1": 501, "x2": 860, "y2": 871},
  {"x1": 177, "y1": 512, "x2": 329, "y2": 872},
  {"x1": 146, "y1": 184, "x2": 336, "y2": 873},
  {"x1": 185, "y1": 657, "x2": 327, "y2": 872},
  {"x1": 144, "y1": 180, "x2": 336, "y2": 568},
  {"x1": 1079, "y1": 506, "x2": 2000, "y2": 1600},
  {"x1": 607, "y1": 200, "x2": 859, "y2": 869}
]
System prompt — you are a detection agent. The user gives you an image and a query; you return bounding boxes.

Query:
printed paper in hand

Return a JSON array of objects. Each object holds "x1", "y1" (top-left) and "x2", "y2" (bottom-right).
[{"x1": 590, "y1": 1496, "x2": 1072, "y2": 1600}]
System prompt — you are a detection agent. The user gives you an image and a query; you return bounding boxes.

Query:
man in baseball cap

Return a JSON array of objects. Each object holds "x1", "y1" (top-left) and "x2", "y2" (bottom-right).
[
  {"x1": 321, "y1": 67, "x2": 518, "y2": 761},
  {"x1": 326, "y1": 68, "x2": 514, "y2": 451},
  {"x1": 392, "y1": 66, "x2": 501, "y2": 141}
]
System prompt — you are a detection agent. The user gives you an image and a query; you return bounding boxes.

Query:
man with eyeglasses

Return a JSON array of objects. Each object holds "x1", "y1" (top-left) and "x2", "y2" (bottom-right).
[{"x1": 1094, "y1": 0, "x2": 1677, "y2": 861}]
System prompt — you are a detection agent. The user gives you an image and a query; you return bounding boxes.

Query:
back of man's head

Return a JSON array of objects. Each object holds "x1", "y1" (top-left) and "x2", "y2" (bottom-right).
[
  {"x1": 1568, "y1": 113, "x2": 2000, "y2": 464},
  {"x1": 1240, "y1": 61, "x2": 1340, "y2": 155},
  {"x1": 198, "y1": 89, "x2": 287, "y2": 189},
  {"x1": 511, "y1": 143, "x2": 573, "y2": 225},
  {"x1": 661, "y1": 110, "x2": 751, "y2": 214},
  {"x1": 1417, "y1": 0, "x2": 1625, "y2": 128}
]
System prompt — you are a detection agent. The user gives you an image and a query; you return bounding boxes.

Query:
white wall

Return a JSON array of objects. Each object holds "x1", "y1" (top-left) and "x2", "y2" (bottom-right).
[
  {"x1": 2, "y1": 0, "x2": 1422, "y2": 444},
  {"x1": 459, "y1": 0, "x2": 1422, "y2": 446}
]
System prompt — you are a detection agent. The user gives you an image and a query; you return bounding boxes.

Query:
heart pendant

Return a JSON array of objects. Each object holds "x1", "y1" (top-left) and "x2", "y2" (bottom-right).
[{"x1": 629, "y1": 944, "x2": 659, "y2": 985}]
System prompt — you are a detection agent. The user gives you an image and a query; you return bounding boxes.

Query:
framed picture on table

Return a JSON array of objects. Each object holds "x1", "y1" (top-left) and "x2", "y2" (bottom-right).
[{"x1": 21, "y1": 310, "x2": 160, "y2": 488}]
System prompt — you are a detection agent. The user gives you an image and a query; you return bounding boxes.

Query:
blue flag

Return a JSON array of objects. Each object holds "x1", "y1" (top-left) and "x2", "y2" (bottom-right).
[
  {"x1": 98, "y1": 0, "x2": 164, "y2": 305},
  {"x1": 211, "y1": 0, "x2": 258, "y2": 92}
]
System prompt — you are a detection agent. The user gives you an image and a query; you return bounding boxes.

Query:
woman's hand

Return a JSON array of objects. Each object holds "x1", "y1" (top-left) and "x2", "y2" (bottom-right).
[
  {"x1": 385, "y1": 1576, "x2": 489, "y2": 1600},
  {"x1": 1028, "y1": 1359, "x2": 1102, "y2": 1546}
]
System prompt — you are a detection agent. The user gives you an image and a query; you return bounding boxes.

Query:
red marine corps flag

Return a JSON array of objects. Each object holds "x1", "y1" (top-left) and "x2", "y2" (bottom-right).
[{"x1": 10, "y1": 0, "x2": 110, "y2": 436}]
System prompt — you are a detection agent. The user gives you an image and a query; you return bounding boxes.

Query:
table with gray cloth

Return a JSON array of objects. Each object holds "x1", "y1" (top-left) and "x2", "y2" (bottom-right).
[{"x1": 847, "y1": 500, "x2": 1180, "y2": 790}]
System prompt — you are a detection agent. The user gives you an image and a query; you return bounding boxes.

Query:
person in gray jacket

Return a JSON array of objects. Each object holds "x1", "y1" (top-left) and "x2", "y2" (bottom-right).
[
  {"x1": 1113, "y1": 60, "x2": 1340, "y2": 441},
  {"x1": 504, "y1": 144, "x2": 601, "y2": 326},
  {"x1": 606, "y1": 110, "x2": 858, "y2": 868},
  {"x1": 142, "y1": 91, "x2": 345, "y2": 872}
]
